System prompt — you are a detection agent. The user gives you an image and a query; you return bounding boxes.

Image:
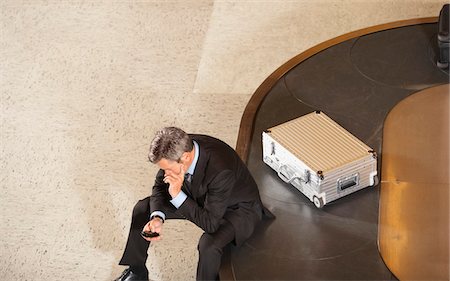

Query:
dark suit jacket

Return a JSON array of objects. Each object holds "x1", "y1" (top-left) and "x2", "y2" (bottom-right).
[{"x1": 149, "y1": 134, "x2": 263, "y2": 246}]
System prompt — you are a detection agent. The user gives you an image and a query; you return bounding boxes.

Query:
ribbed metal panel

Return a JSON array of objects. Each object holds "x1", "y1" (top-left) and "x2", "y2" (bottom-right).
[{"x1": 267, "y1": 112, "x2": 373, "y2": 173}]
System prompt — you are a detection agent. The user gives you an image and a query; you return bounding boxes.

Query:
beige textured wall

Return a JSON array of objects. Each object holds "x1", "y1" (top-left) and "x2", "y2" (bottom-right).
[{"x1": 1, "y1": 1, "x2": 446, "y2": 280}]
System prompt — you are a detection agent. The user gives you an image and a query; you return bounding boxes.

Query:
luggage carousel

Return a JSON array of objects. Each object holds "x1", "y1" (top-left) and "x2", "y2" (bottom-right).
[{"x1": 221, "y1": 18, "x2": 449, "y2": 280}]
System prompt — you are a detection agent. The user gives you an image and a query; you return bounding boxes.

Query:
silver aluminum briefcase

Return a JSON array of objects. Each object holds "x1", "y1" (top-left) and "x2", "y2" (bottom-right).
[{"x1": 262, "y1": 111, "x2": 378, "y2": 208}]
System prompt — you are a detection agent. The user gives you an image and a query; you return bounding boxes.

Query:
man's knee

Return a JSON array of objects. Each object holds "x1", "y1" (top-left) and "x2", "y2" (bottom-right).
[
  {"x1": 197, "y1": 233, "x2": 222, "y2": 257},
  {"x1": 131, "y1": 198, "x2": 150, "y2": 223}
]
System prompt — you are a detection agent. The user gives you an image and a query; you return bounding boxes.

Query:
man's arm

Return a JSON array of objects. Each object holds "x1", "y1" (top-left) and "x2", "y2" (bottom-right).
[{"x1": 177, "y1": 170, "x2": 234, "y2": 233}]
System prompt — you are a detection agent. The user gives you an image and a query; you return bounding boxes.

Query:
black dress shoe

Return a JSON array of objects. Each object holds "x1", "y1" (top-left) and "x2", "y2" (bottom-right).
[{"x1": 115, "y1": 267, "x2": 148, "y2": 281}]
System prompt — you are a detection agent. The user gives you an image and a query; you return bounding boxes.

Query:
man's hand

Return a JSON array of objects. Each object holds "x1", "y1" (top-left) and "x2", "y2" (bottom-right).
[
  {"x1": 163, "y1": 164, "x2": 185, "y2": 199},
  {"x1": 141, "y1": 217, "x2": 163, "y2": 241}
]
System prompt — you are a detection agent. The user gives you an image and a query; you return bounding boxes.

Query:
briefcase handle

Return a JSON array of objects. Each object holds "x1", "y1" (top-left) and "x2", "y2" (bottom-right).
[{"x1": 278, "y1": 164, "x2": 293, "y2": 183}]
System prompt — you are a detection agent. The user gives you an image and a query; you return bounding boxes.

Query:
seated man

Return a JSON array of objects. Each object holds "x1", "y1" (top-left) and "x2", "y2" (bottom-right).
[{"x1": 115, "y1": 127, "x2": 266, "y2": 281}]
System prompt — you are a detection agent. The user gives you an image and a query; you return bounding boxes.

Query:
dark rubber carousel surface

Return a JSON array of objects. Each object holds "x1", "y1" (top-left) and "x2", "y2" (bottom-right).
[{"x1": 227, "y1": 20, "x2": 449, "y2": 280}]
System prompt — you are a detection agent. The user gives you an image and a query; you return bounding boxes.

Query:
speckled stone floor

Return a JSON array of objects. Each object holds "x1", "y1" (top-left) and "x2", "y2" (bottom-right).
[{"x1": 1, "y1": 1, "x2": 447, "y2": 280}]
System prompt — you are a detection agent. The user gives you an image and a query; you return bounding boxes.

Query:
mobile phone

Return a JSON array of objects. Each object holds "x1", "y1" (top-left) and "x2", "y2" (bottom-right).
[{"x1": 141, "y1": 230, "x2": 160, "y2": 238}]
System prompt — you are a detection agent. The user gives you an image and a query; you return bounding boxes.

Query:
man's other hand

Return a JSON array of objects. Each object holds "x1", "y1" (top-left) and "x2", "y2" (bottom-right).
[
  {"x1": 141, "y1": 217, "x2": 163, "y2": 241},
  {"x1": 163, "y1": 164, "x2": 185, "y2": 199}
]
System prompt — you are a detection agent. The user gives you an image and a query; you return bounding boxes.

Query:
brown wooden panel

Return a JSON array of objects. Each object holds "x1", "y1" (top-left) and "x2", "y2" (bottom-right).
[{"x1": 379, "y1": 84, "x2": 449, "y2": 280}]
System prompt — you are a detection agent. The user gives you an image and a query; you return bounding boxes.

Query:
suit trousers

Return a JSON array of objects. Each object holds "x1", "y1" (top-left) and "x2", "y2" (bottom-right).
[{"x1": 119, "y1": 197, "x2": 236, "y2": 281}]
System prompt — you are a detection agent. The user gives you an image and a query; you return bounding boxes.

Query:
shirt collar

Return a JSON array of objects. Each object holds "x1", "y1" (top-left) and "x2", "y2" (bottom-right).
[{"x1": 186, "y1": 140, "x2": 199, "y2": 175}]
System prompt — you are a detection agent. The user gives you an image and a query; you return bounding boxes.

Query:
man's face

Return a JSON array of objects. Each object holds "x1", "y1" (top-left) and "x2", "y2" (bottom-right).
[
  {"x1": 157, "y1": 158, "x2": 182, "y2": 175},
  {"x1": 157, "y1": 156, "x2": 190, "y2": 177}
]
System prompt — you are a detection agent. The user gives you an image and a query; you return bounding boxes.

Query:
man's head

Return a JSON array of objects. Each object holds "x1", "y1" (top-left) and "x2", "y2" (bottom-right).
[{"x1": 148, "y1": 127, "x2": 194, "y2": 174}]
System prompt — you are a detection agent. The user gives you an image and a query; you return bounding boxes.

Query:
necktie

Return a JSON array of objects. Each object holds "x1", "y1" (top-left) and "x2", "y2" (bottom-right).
[
  {"x1": 183, "y1": 173, "x2": 193, "y2": 197},
  {"x1": 184, "y1": 173, "x2": 192, "y2": 184}
]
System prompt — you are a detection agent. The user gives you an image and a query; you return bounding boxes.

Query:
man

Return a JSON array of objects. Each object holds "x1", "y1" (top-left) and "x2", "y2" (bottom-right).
[{"x1": 115, "y1": 127, "x2": 266, "y2": 281}]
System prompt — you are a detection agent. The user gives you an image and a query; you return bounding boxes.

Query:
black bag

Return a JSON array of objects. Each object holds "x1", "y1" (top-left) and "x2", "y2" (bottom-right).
[{"x1": 437, "y1": 4, "x2": 449, "y2": 69}]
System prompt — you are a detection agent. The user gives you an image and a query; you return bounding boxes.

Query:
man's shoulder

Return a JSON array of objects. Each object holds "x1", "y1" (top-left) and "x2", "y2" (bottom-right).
[
  {"x1": 190, "y1": 134, "x2": 229, "y2": 148},
  {"x1": 190, "y1": 134, "x2": 217, "y2": 141},
  {"x1": 191, "y1": 134, "x2": 238, "y2": 162}
]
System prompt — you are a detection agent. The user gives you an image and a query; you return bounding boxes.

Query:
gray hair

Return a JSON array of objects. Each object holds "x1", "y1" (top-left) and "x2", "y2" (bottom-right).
[{"x1": 148, "y1": 127, "x2": 193, "y2": 163}]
